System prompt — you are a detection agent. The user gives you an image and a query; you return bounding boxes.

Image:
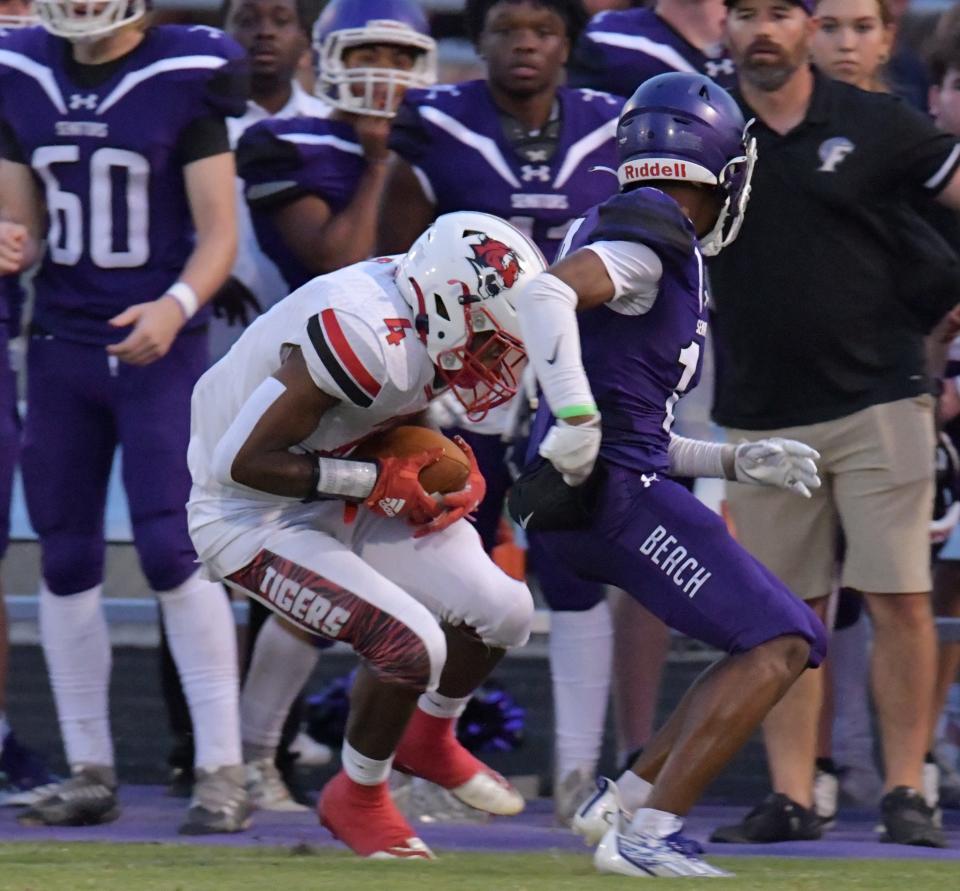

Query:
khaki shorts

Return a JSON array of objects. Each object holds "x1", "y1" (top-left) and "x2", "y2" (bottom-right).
[{"x1": 725, "y1": 395, "x2": 935, "y2": 600}]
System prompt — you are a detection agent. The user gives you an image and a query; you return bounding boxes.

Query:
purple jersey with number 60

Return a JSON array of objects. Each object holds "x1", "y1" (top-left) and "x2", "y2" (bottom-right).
[
  {"x1": 530, "y1": 187, "x2": 708, "y2": 474},
  {"x1": 0, "y1": 25, "x2": 248, "y2": 344},
  {"x1": 389, "y1": 81, "x2": 623, "y2": 260}
]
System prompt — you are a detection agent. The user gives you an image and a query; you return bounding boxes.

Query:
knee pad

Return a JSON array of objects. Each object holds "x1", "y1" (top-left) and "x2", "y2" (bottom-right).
[
  {"x1": 133, "y1": 513, "x2": 198, "y2": 592},
  {"x1": 40, "y1": 534, "x2": 105, "y2": 595},
  {"x1": 355, "y1": 607, "x2": 447, "y2": 694},
  {"x1": 480, "y1": 579, "x2": 535, "y2": 649}
]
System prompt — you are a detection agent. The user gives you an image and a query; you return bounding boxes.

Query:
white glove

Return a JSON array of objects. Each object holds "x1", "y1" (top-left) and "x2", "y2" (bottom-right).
[
  {"x1": 734, "y1": 437, "x2": 821, "y2": 498},
  {"x1": 539, "y1": 415, "x2": 602, "y2": 486}
]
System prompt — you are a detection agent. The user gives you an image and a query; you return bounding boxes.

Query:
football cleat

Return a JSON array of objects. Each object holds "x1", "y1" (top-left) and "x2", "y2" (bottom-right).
[
  {"x1": 572, "y1": 776, "x2": 626, "y2": 845},
  {"x1": 394, "y1": 710, "x2": 524, "y2": 816},
  {"x1": 179, "y1": 765, "x2": 252, "y2": 834},
  {"x1": 0, "y1": 732, "x2": 57, "y2": 807},
  {"x1": 17, "y1": 765, "x2": 119, "y2": 826},
  {"x1": 813, "y1": 759, "x2": 839, "y2": 831},
  {"x1": 318, "y1": 770, "x2": 435, "y2": 860},
  {"x1": 595, "y1": 823, "x2": 731, "y2": 879},
  {"x1": 246, "y1": 758, "x2": 308, "y2": 812}
]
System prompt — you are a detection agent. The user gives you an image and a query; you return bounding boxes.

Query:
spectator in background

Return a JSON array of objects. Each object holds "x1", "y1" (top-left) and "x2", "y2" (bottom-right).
[
  {"x1": 232, "y1": 0, "x2": 438, "y2": 811},
  {"x1": 0, "y1": 0, "x2": 53, "y2": 807},
  {"x1": 0, "y1": 5, "x2": 250, "y2": 832},
  {"x1": 707, "y1": 0, "x2": 960, "y2": 848},
  {"x1": 567, "y1": 0, "x2": 735, "y2": 96},
  {"x1": 156, "y1": 0, "x2": 330, "y2": 810},
  {"x1": 377, "y1": 0, "x2": 625, "y2": 824},
  {"x1": 811, "y1": 0, "x2": 893, "y2": 92},
  {"x1": 926, "y1": 22, "x2": 960, "y2": 810}
]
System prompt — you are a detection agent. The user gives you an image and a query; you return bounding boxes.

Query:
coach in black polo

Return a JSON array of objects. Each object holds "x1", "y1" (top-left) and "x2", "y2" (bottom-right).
[{"x1": 707, "y1": 0, "x2": 960, "y2": 848}]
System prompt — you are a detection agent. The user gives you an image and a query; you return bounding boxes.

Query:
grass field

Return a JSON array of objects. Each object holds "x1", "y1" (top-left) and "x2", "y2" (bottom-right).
[{"x1": 1, "y1": 844, "x2": 958, "y2": 890}]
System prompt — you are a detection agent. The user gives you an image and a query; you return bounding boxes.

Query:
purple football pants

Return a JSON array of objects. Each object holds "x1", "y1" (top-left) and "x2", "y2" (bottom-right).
[
  {"x1": 22, "y1": 330, "x2": 207, "y2": 595},
  {"x1": 539, "y1": 466, "x2": 828, "y2": 663},
  {"x1": 451, "y1": 427, "x2": 607, "y2": 611},
  {"x1": 0, "y1": 328, "x2": 19, "y2": 560}
]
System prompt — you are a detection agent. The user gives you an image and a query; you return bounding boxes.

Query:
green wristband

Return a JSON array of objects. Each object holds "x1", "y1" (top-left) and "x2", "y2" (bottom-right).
[{"x1": 555, "y1": 404, "x2": 598, "y2": 420}]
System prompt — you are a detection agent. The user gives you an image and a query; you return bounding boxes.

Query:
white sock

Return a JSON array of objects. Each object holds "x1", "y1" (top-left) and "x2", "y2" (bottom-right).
[
  {"x1": 342, "y1": 739, "x2": 393, "y2": 785},
  {"x1": 158, "y1": 570, "x2": 241, "y2": 772},
  {"x1": 39, "y1": 582, "x2": 113, "y2": 768},
  {"x1": 418, "y1": 691, "x2": 469, "y2": 719},
  {"x1": 630, "y1": 806, "x2": 682, "y2": 838},
  {"x1": 617, "y1": 769, "x2": 653, "y2": 813},
  {"x1": 241, "y1": 615, "x2": 319, "y2": 760},
  {"x1": 549, "y1": 602, "x2": 613, "y2": 778}
]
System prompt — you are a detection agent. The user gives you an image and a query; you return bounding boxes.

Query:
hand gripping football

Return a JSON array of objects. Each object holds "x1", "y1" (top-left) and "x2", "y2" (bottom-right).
[{"x1": 353, "y1": 426, "x2": 471, "y2": 495}]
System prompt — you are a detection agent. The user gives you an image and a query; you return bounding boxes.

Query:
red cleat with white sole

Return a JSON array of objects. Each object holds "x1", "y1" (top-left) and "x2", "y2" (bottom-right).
[
  {"x1": 394, "y1": 710, "x2": 525, "y2": 816},
  {"x1": 318, "y1": 770, "x2": 434, "y2": 860}
]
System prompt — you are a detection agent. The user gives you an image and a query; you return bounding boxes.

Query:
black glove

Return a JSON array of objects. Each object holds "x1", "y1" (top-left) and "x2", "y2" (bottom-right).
[{"x1": 211, "y1": 277, "x2": 262, "y2": 328}]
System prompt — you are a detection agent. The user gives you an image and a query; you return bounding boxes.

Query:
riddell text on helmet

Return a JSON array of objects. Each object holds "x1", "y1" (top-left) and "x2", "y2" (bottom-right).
[{"x1": 623, "y1": 161, "x2": 688, "y2": 180}]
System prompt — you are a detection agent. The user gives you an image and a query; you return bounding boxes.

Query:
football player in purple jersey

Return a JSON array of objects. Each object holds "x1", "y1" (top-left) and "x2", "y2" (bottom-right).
[
  {"x1": 569, "y1": 0, "x2": 736, "y2": 95},
  {"x1": 237, "y1": 0, "x2": 437, "y2": 291},
  {"x1": 0, "y1": 0, "x2": 56, "y2": 807},
  {"x1": 0, "y1": 2, "x2": 252, "y2": 832},
  {"x1": 510, "y1": 72, "x2": 827, "y2": 877},
  {"x1": 377, "y1": 0, "x2": 630, "y2": 824}
]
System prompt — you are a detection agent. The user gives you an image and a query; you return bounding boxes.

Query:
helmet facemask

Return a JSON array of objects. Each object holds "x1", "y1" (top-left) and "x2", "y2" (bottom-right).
[
  {"x1": 436, "y1": 304, "x2": 527, "y2": 422},
  {"x1": 34, "y1": 0, "x2": 145, "y2": 40},
  {"x1": 315, "y1": 20, "x2": 437, "y2": 118},
  {"x1": 700, "y1": 126, "x2": 757, "y2": 257}
]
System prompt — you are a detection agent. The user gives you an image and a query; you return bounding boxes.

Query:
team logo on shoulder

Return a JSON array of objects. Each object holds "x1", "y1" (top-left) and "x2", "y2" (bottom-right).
[{"x1": 465, "y1": 232, "x2": 523, "y2": 300}]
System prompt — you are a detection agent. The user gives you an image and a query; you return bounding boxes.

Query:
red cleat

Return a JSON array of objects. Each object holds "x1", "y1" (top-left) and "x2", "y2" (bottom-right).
[
  {"x1": 317, "y1": 770, "x2": 434, "y2": 859},
  {"x1": 394, "y1": 710, "x2": 525, "y2": 816}
]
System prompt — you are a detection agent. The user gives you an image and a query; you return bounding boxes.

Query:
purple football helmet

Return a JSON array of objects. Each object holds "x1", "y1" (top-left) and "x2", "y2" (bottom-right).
[
  {"x1": 313, "y1": 0, "x2": 437, "y2": 118},
  {"x1": 615, "y1": 72, "x2": 757, "y2": 256}
]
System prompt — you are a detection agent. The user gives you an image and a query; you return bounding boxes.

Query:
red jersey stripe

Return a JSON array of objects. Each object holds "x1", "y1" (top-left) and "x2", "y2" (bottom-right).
[{"x1": 320, "y1": 308, "x2": 382, "y2": 399}]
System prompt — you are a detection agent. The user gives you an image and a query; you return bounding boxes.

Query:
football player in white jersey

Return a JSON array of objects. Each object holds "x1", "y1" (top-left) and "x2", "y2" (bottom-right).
[{"x1": 187, "y1": 211, "x2": 545, "y2": 859}]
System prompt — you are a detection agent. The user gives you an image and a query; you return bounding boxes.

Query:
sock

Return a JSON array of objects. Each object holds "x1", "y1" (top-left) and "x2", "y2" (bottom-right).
[
  {"x1": 39, "y1": 582, "x2": 114, "y2": 768},
  {"x1": 617, "y1": 769, "x2": 653, "y2": 813},
  {"x1": 418, "y1": 691, "x2": 470, "y2": 719},
  {"x1": 630, "y1": 806, "x2": 682, "y2": 838},
  {"x1": 549, "y1": 602, "x2": 613, "y2": 779},
  {"x1": 241, "y1": 615, "x2": 319, "y2": 761},
  {"x1": 158, "y1": 571, "x2": 241, "y2": 772},
  {"x1": 342, "y1": 739, "x2": 393, "y2": 786}
]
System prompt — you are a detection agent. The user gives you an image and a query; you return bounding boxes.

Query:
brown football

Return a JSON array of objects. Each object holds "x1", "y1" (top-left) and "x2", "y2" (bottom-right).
[{"x1": 353, "y1": 426, "x2": 470, "y2": 495}]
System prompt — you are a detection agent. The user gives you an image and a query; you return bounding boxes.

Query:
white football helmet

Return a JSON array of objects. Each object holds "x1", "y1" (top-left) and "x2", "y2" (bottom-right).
[
  {"x1": 395, "y1": 212, "x2": 546, "y2": 421},
  {"x1": 34, "y1": 0, "x2": 146, "y2": 41},
  {"x1": 313, "y1": 0, "x2": 437, "y2": 118}
]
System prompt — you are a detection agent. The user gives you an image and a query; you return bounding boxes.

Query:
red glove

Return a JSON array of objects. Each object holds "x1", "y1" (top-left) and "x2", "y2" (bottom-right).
[
  {"x1": 413, "y1": 436, "x2": 486, "y2": 538},
  {"x1": 343, "y1": 449, "x2": 444, "y2": 525}
]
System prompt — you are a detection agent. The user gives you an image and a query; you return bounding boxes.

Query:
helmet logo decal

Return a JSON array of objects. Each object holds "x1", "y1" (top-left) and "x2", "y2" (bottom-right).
[{"x1": 465, "y1": 231, "x2": 523, "y2": 300}]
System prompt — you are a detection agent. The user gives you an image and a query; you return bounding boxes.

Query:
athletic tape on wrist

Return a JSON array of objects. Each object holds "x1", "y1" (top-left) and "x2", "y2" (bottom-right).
[{"x1": 167, "y1": 281, "x2": 199, "y2": 321}]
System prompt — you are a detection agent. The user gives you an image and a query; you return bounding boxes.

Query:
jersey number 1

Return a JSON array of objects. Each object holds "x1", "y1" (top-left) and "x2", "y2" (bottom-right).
[
  {"x1": 662, "y1": 341, "x2": 701, "y2": 433},
  {"x1": 32, "y1": 145, "x2": 150, "y2": 269}
]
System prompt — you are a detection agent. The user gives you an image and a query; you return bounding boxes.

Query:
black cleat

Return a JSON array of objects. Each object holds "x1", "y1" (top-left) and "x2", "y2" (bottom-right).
[
  {"x1": 880, "y1": 786, "x2": 947, "y2": 848},
  {"x1": 710, "y1": 793, "x2": 822, "y2": 843}
]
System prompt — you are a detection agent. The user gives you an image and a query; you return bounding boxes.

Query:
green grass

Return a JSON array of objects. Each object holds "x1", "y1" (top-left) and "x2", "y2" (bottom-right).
[{"x1": 0, "y1": 844, "x2": 958, "y2": 891}]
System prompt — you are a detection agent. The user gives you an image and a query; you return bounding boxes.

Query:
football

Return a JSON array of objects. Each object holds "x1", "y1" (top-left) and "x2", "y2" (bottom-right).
[{"x1": 353, "y1": 426, "x2": 470, "y2": 495}]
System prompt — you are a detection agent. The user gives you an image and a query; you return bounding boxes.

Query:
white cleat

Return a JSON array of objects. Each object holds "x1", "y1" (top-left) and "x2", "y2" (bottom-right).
[
  {"x1": 573, "y1": 776, "x2": 628, "y2": 846},
  {"x1": 450, "y1": 769, "x2": 524, "y2": 816},
  {"x1": 594, "y1": 824, "x2": 731, "y2": 879},
  {"x1": 367, "y1": 837, "x2": 435, "y2": 860},
  {"x1": 245, "y1": 758, "x2": 308, "y2": 813}
]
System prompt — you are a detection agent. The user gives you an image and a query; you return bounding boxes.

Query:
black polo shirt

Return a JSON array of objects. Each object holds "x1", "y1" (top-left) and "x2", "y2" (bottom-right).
[{"x1": 709, "y1": 69, "x2": 960, "y2": 430}]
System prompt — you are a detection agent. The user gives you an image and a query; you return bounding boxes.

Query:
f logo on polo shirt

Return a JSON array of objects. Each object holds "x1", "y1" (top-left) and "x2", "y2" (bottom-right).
[{"x1": 817, "y1": 137, "x2": 855, "y2": 173}]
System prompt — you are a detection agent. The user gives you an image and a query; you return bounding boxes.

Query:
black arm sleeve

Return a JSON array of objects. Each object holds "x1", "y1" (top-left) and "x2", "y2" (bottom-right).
[
  {"x1": 0, "y1": 119, "x2": 25, "y2": 164},
  {"x1": 176, "y1": 115, "x2": 231, "y2": 166}
]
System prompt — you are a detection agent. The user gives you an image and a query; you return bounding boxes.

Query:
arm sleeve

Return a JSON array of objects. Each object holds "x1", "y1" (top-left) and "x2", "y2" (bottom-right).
[
  {"x1": 883, "y1": 96, "x2": 960, "y2": 195},
  {"x1": 516, "y1": 272, "x2": 597, "y2": 419},
  {"x1": 176, "y1": 115, "x2": 230, "y2": 165},
  {"x1": 288, "y1": 308, "x2": 387, "y2": 408},
  {"x1": 667, "y1": 434, "x2": 734, "y2": 480},
  {"x1": 582, "y1": 239, "x2": 663, "y2": 311}
]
